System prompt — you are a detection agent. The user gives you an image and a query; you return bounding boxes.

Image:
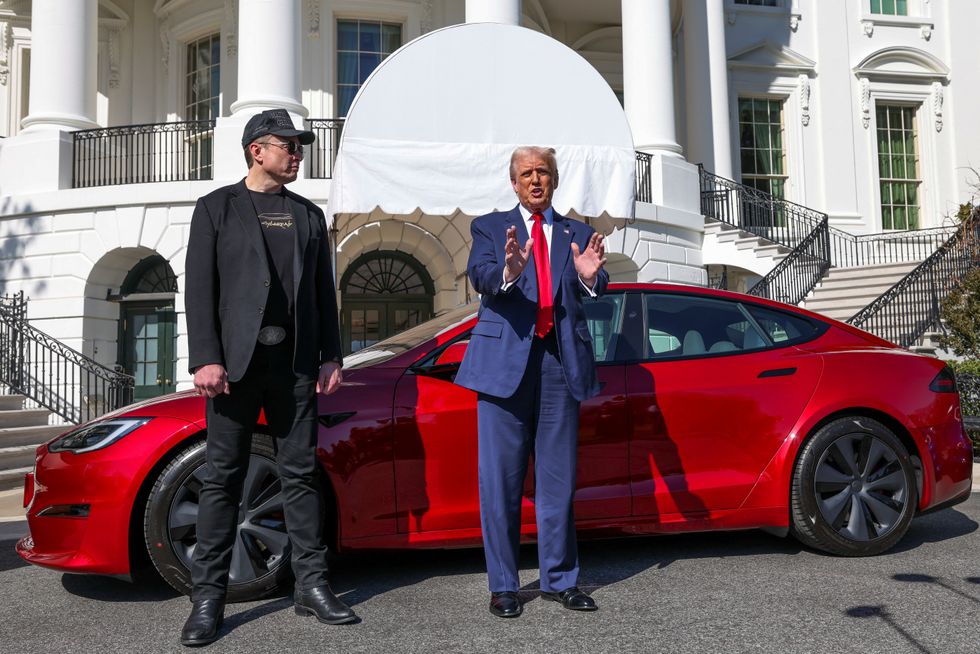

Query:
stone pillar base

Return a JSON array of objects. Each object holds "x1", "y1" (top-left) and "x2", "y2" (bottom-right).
[{"x1": 0, "y1": 130, "x2": 74, "y2": 195}]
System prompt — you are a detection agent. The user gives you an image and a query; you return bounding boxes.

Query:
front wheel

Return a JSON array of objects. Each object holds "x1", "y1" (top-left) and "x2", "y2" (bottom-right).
[
  {"x1": 143, "y1": 435, "x2": 293, "y2": 601},
  {"x1": 790, "y1": 416, "x2": 917, "y2": 556}
]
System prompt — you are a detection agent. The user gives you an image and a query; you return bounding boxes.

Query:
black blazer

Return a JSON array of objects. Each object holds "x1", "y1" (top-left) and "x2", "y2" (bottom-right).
[{"x1": 185, "y1": 179, "x2": 343, "y2": 381}]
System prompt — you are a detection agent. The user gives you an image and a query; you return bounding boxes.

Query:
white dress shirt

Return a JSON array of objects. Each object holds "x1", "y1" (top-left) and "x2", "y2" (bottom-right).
[{"x1": 500, "y1": 205, "x2": 597, "y2": 296}]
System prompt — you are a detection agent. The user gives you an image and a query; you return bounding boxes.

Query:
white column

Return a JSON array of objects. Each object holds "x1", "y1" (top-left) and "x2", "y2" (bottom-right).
[
  {"x1": 622, "y1": 0, "x2": 682, "y2": 156},
  {"x1": 683, "y1": 0, "x2": 733, "y2": 177},
  {"x1": 466, "y1": 0, "x2": 521, "y2": 25},
  {"x1": 20, "y1": 0, "x2": 97, "y2": 131},
  {"x1": 230, "y1": 0, "x2": 305, "y2": 116}
]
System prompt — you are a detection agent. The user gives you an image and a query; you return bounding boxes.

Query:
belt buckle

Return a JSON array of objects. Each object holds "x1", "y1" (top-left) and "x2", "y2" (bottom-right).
[{"x1": 258, "y1": 325, "x2": 286, "y2": 346}]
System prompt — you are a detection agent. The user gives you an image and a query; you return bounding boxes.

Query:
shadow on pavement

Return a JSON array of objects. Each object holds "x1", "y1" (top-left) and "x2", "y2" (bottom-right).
[
  {"x1": 888, "y1": 504, "x2": 978, "y2": 554},
  {"x1": 0, "y1": 541, "x2": 29, "y2": 573},
  {"x1": 61, "y1": 571, "x2": 181, "y2": 602}
]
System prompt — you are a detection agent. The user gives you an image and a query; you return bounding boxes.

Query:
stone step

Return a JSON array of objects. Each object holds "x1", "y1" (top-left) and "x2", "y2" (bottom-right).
[
  {"x1": 0, "y1": 424, "x2": 69, "y2": 448},
  {"x1": 821, "y1": 262, "x2": 919, "y2": 281},
  {"x1": 755, "y1": 244, "x2": 791, "y2": 258},
  {"x1": 0, "y1": 445, "x2": 37, "y2": 471},
  {"x1": 804, "y1": 285, "x2": 898, "y2": 302},
  {"x1": 712, "y1": 229, "x2": 750, "y2": 244},
  {"x1": 0, "y1": 409, "x2": 51, "y2": 429},
  {"x1": 0, "y1": 467, "x2": 30, "y2": 492},
  {"x1": 0, "y1": 395, "x2": 25, "y2": 411},
  {"x1": 734, "y1": 236, "x2": 767, "y2": 250}
]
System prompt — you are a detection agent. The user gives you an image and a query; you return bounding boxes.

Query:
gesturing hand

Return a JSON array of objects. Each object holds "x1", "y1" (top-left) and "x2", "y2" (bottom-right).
[
  {"x1": 504, "y1": 225, "x2": 534, "y2": 283},
  {"x1": 571, "y1": 232, "x2": 607, "y2": 287}
]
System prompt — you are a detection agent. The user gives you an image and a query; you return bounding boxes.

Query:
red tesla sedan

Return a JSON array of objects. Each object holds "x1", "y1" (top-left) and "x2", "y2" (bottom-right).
[{"x1": 16, "y1": 284, "x2": 973, "y2": 601}]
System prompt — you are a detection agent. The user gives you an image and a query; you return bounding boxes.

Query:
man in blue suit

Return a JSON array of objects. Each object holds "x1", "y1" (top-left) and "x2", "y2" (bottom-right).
[{"x1": 455, "y1": 146, "x2": 608, "y2": 618}]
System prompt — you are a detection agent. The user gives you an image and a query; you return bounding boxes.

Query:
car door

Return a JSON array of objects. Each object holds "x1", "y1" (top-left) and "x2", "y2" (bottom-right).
[
  {"x1": 626, "y1": 291, "x2": 825, "y2": 518},
  {"x1": 390, "y1": 291, "x2": 632, "y2": 537}
]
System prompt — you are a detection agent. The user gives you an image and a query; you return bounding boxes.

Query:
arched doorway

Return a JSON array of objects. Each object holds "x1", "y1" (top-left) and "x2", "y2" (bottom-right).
[
  {"x1": 116, "y1": 255, "x2": 178, "y2": 400},
  {"x1": 340, "y1": 250, "x2": 434, "y2": 353}
]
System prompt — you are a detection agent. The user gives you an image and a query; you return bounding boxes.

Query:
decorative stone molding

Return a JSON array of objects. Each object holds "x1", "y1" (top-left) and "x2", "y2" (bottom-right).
[
  {"x1": 224, "y1": 0, "x2": 237, "y2": 56},
  {"x1": 421, "y1": 0, "x2": 434, "y2": 35},
  {"x1": 0, "y1": 20, "x2": 10, "y2": 86},
  {"x1": 789, "y1": 13, "x2": 801, "y2": 32},
  {"x1": 306, "y1": 0, "x2": 320, "y2": 39},
  {"x1": 920, "y1": 24, "x2": 932, "y2": 41},
  {"x1": 932, "y1": 81, "x2": 943, "y2": 132},
  {"x1": 798, "y1": 74, "x2": 810, "y2": 126},
  {"x1": 862, "y1": 20, "x2": 874, "y2": 37},
  {"x1": 726, "y1": 11, "x2": 736, "y2": 26},
  {"x1": 160, "y1": 22, "x2": 171, "y2": 74},
  {"x1": 108, "y1": 29, "x2": 120, "y2": 88},
  {"x1": 860, "y1": 78, "x2": 871, "y2": 128}
]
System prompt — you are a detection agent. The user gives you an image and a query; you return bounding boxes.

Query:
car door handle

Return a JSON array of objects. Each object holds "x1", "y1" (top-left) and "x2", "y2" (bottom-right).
[{"x1": 758, "y1": 367, "x2": 797, "y2": 378}]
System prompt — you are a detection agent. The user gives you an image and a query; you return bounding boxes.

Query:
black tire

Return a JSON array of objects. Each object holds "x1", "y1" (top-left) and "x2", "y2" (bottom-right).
[
  {"x1": 143, "y1": 435, "x2": 293, "y2": 601},
  {"x1": 790, "y1": 416, "x2": 917, "y2": 556}
]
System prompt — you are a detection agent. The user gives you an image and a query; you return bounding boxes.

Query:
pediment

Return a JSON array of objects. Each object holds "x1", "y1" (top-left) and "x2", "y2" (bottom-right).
[
  {"x1": 854, "y1": 47, "x2": 949, "y2": 83},
  {"x1": 728, "y1": 41, "x2": 816, "y2": 74}
]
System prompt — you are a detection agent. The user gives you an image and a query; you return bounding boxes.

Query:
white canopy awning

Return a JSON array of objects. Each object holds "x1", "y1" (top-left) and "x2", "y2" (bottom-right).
[{"x1": 327, "y1": 22, "x2": 636, "y2": 230}]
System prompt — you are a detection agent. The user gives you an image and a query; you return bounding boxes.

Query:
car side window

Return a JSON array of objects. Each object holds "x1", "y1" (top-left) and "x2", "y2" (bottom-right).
[
  {"x1": 745, "y1": 305, "x2": 823, "y2": 344},
  {"x1": 583, "y1": 293, "x2": 627, "y2": 363},
  {"x1": 641, "y1": 293, "x2": 770, "y2": 360}
]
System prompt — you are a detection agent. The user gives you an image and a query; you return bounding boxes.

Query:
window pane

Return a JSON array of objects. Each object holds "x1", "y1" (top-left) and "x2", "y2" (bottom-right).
[
  {"x1": 359, "y1": 52, "x2": 381, "y2": 83},
  {"x1": 338, "y1": 21, "x2": 358, "y2": 50},
  {"x1": 738, "y1": 97, "x2": 787, "y2": 200},
  {"x1": 382, "y1": 24, "x2": 402, "y2": 53},
  {"x1": 875, "y1": 103, "x2": 920, "y2": 230},
  {"x1": 359, "y1": 22, "x2": 381, "y2": 52},
  {"x1": 338, "y1": 52, "x2": 357, "y2": 85}
]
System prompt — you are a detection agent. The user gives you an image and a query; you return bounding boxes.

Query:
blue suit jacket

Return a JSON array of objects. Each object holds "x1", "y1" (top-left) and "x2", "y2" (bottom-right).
[{"x1": 455, "y1": 206, "x2": 608, "y2": 402}]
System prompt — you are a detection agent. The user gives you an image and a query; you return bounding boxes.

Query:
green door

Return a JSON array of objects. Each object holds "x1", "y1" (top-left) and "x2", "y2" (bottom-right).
[{"x1": 121, "y1": 302, "x2": 177, "y2": 400}]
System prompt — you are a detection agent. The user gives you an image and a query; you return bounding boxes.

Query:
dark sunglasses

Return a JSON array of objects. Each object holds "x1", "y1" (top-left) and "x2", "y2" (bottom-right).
[{"x1": 261, "y1": 140, "x2": 305, "y2": 156}]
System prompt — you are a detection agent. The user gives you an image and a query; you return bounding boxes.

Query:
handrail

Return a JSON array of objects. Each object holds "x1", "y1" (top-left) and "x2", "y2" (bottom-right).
[
  {"x1": 746, "y1": 216, "x2": 831, "y2": 305},
  {"x1": 0, "y1": 292, "x2": 134, "y2": 424},
  {"x1": 828, "y1": 223, "x2": 958, "y2": 269},
  {"x1": 849, "y1": 208, "x2": 980, "y2": 347},
  {"x1": 72, "y1": 120, "x2": 216, "y2": 188}
]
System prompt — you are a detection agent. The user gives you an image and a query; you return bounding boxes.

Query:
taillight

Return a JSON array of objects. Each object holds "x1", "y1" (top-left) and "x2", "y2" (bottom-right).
[{"x1": 929, "y1": 367, "x2": 958, "y2": 393}]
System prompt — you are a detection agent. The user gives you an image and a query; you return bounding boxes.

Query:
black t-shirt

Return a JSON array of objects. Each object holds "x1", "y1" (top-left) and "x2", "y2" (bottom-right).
[{"x1": 249, "y1": 189, "x2": 295, "y2": 330}]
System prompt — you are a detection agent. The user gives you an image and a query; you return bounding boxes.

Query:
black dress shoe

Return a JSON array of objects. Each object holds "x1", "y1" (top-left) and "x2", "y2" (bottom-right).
[
  {"x1": 489, "y1": 591, "x2": 523, "y2": 618},
  {"x1": 180, "y1": 598, "x2": 225, "y2": 647},
  {"x1": 541, "y1": 587, "x2": 598, "y2": 611},
  {"x1": 294, "y1": 585, "x2": 358, "y2": 625}
]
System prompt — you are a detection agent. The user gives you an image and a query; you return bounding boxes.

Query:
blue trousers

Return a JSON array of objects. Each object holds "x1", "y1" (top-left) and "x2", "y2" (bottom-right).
[{"x1": 476, "y1": 333, "x2": 580, "y2": 593}]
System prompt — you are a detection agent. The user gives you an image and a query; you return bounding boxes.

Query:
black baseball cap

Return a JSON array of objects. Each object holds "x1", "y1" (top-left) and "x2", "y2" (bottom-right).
[{"x1": 241, "y1": 109, "x2": 315, "y2": 147}]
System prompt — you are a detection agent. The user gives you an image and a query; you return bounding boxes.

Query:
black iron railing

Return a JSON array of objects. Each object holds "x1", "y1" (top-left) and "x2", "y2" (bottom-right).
[
  {"x1": 828, "y1": 224, "x2": 959, "y2": 269},
  {"x1": 72, "y1": 120, "x2": 216, "y2": 188},
  {"x1": 699, "y1": 167, "x2": 831, "y2": 305},
  {"x1": 699, "y1": 167, "x2": 826, "y2": 250},
  {"x1": 635, "y1": 151, "x2": 652, "y2": 203},
  {"x1": 0, "y1": 292, "x2": 134, "y2": 424},
  {"x1": 849, "y1": 209, "x2": 980, "y2": 347},
  {"x1": 747, "y1": 216, "x2": 831, "y2": 306},
  {"x1": 306, "y1": 119, "x2": 344, "y2": 179}
]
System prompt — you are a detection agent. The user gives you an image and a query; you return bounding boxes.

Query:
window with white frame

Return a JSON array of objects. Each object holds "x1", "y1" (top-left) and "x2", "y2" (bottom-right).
[
  {"x1": 738, "y1": 97, "x2": 787, "y2": 199},
  {"x1": 735, "y1": 0, "x2": 780, "y2": 6},
  {"x1": 870, "y1": 0, "x2": 908, "y2": 16},
  {"x1": 337, "y1": 19, "x2": 402, "y2": 117},
  {"x1": 184, "y1": 33, "x2": 219, "y2": 180},
  {"x1": 185, "y1": 34, "x2": 220, "y2": 122},
  {"x1": 875, "y1": 104, "x2": 920, "y2": 230}
]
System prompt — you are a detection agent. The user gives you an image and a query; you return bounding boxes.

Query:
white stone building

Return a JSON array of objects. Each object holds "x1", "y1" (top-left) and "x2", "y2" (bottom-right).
[{"x1": 0, "y1": 0, "x2": 977, "y2": 401}]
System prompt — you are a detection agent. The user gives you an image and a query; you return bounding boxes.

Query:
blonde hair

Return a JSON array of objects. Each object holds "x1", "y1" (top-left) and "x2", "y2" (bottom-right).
[{"x1": 509, "y1": 146, "x2": 558, "y2": 180}]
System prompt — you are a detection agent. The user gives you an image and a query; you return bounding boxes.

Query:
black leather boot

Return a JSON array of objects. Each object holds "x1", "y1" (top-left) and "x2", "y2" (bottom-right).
[{"x1": 180, "y1": 598, "x2": 225, "y2": 646}]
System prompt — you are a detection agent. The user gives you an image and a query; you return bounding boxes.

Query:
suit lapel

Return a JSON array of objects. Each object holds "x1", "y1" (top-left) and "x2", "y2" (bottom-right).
[
  {"x1": 230, "y1": 180, "x2": 270, "y2": 274},
  {"x1": 507, "y1": 206, "x2": 537, "y2": 302},
  {"x1": 286, "y1": 192, "x2": 311, "y2": 302},
  {"x1": 550, "y1": 213, "x2": 572, "y2": 300}
]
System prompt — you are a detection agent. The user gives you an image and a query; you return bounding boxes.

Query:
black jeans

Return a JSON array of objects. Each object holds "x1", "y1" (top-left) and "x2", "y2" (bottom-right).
[{"x1": 190, "y1": 340, "x2": 329, "y2": 600}]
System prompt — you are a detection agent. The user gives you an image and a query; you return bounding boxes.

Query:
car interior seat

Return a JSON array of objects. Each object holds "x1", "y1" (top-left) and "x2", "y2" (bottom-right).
[{"x1": 682, "y1": 330, "x2": 705, "y2": 355}]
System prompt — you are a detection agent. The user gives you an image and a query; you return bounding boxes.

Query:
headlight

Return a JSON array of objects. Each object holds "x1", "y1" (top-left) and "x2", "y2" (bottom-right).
[{"x1": 47, "y1": 418, "x2": 152, "y2": 454}]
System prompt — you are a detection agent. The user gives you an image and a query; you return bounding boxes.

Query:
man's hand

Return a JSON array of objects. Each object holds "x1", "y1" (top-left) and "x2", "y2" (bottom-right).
[
  {"x1": 317, "y1": 361, "x2": 343, "y2": 395},
  {"x1": 193, "y1": 363, "x2": 230, "y2": 398},
  {"x1": 571, "y1": 232, "x2": 607, "y2": 288},
  {"x1": 503, "y1": 225, "x2": 534, "y2": 283}
]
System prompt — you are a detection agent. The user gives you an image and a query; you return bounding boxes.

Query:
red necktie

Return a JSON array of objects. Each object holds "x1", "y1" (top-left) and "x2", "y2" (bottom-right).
[{"x1": 531, "y1": 213, "x2": 554, "y2": 338}]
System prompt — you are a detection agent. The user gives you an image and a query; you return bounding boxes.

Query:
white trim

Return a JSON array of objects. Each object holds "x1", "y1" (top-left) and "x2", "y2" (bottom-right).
[{"x1": 163, "y1": 8, "x2": 224, "y2": 122}]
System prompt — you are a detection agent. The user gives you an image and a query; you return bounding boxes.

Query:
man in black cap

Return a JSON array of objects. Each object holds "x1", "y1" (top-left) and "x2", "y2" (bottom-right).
[{"x1": 181, "y1": 109, "x2": 353, "y2": 646}]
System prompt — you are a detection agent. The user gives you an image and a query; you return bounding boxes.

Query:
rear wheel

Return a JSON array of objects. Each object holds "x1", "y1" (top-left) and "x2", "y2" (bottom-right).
[
  {"x1": 143, "y1": 435, "x2": 293, "y2": 601},
  {"x1": 791, "y1": 416, "x2": 917, "y2": 556}
]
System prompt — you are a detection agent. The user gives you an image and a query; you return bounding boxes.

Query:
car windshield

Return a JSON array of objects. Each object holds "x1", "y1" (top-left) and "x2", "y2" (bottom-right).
[{"x1": 343, "y1": 302, "x2": 479, "y2": 369}]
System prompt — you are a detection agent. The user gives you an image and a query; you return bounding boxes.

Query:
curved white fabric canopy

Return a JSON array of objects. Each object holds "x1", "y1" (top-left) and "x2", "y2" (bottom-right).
[{"x1": 327, "y1": 22, "x2": 636, "y2": 229}]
